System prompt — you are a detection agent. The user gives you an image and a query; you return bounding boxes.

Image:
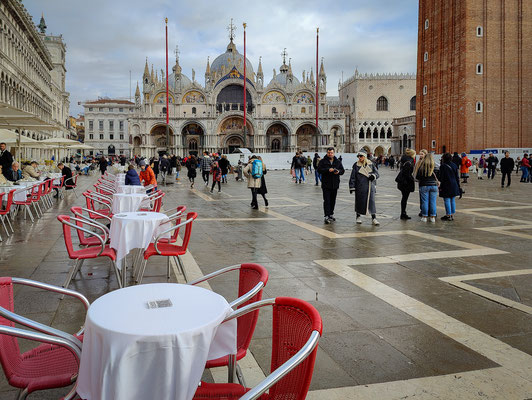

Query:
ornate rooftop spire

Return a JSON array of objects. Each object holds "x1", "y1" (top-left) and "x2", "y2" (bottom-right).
[
  {"x1": 319, "y1": 57, "x2": 326, "y2": 76},
  {"x1": 143, "y1": 57, "x2": 149, "y2": 77},
  {"x1": 205, "y1": 56, "x2": 210, "y2": 75},
  {"x1": 279, "y1": 48, "x2": 289, "y2": 73},
  {"x1": 257, "y1": 56, "x2": 263, "y2": 76},
  {"x1": 38, "y1": 13, "x2": 47, "y2": 34},
  {"x1": 151, "y1": 64, "x2": 155, "y2": 82},
  {"x1": 135, "y1": 81, "x2": 140, "y2": 96},
  {"x1": 288, "y1": 58, "x2": 293, "y2": 76}
]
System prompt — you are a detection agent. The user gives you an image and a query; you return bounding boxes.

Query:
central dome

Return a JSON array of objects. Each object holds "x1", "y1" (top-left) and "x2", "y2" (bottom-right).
[{"x1": 211, "y1": 40, "x2": 254, "y2": 78}]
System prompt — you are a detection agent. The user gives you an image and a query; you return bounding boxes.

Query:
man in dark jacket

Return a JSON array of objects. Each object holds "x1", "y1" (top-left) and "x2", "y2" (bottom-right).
[
  {"x1": 500, "y1": 151, "x2": 514, "y2": 188},
  {"x1": 451, "y1": 152, "x2": 462, "y2": 169},
  {"x1": 486, "y1": 153, "x2": 498, "y2": 179},
  {"x1": 56, "y1": 162, "x2": 73, "y2": 197},
  {"x1": 312, "y1": 153, "x2": 321, "y2": 186},
  {"x1": 317, "y1": 147, "x2": 345, "y2": 224},
  {"x1": 0, "y1": 142, "x2": 13, "y2": 179},
  {"x1": 291, "y1": 151, "x2": 306, "y2": 184}
]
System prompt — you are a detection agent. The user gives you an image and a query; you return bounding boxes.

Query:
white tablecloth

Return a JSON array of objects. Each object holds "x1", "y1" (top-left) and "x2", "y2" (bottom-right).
[
  {"x1": 40, "y1": 173, "x2": 62, "y2": 185},
  {"x1": 111, "y1": 193, "x2": 148, "y2": 214},
  {"x1": 109, "y1": 211, "x2": 169, "y2": 264},
  {"x1": 1, "y1": 182, "x2": 35, "y2": 202},
  {"x1": 77, "y1": 283, "x2": 237, "y2": 400},
  {"x1": 116, "y1": 184, "x2": 145, "y2": 194},
  {"x1": 114, "y1": 174, "x2": 126, "y2": 191}
]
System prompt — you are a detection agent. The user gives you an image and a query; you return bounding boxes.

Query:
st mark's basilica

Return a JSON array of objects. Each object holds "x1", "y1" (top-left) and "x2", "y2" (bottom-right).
[{"x1": 129, "y1": 24, "x2": 346, "y2": 157}]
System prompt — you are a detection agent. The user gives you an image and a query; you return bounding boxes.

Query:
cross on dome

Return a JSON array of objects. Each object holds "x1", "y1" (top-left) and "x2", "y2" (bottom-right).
[
  {"x1": 281, "y1": 48, "x2": 288, "y2": 64},
  {"x1": 227, "y1": 18, "x2": 236, "y2": 41}
]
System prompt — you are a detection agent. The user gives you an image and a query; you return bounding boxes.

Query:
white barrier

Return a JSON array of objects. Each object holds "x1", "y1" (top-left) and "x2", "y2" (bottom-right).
[{"x1": 224, "y1": 152, "x2": 359, "y2": 170}]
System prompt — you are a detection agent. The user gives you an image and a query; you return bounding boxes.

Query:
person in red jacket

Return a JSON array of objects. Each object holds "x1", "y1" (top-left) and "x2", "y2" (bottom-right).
[
  {"x1": 520, "y1": 154, "x2": 530, "y2": 183},
  {"x1": 139, "y1": 160, "x2": 157, "y2": 193},
  {"x1": 460, "y1": 153, "x2": 472, "y2": 183}
]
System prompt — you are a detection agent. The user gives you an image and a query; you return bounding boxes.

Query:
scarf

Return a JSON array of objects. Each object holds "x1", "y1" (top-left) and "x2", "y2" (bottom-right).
[{"x1": 356, "y1": 159, "x2": 373, "y2": 178}]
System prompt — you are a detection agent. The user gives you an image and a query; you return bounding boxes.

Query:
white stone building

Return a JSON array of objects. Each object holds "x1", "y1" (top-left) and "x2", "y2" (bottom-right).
[
  {"x1": 129, "y1": 26, "x2": 345, "y2": 157},
  {"x1": 82, "y1": 99, "x2": 134, "y2": 156},
  {"x1": 338, "y1": 71, "x2": 416, "y2": 156}
]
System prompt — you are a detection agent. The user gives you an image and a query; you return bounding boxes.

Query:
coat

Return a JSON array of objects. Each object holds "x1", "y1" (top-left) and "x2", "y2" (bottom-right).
[
  {"x1": 218, "y1": 158, "x2": 230, "y2": 175},
  {"x1": 211, "y1": 165, "x2": 222, "y2": 182},
  {"x1": 439, "y1": 162, "x2": 461, "y2": 198},
  {"x1": 186, "y1": 159, "x2": 197, "y2": 178},
  {"x1": 139, "y1": 166, "x2": 157, "y2": 186},
  {"x1": 500, "y1": 157, "x2": 515, "y2": 173},
  {"x1": 349, "y1": 160, "x2": 379, "y2": 215},
  {"x1": 61, "y1": 166, "x2": 73, "y2": 189},
  {"x1": 0, "y1": 149, "x2": 13, "y2": 177},
  {"x1": 99, "y1": 159, "x2": 107, "y2": 173},
  {"x1": 125, "y1": 169, "x2": 141, "y2": 185},
  {"x1": 460, "y1": 157, "x2": 471, "y2": 174},
  {"x1": 243, "y1": 161, "x2": 266, "y2": 189},
  {"x1": 6, "y1": 168, "x2": 22, "y2": 182},
  {"x1": 396, "y1": 155, "x2": 415, "y2": 192},
  {"x1": 22, "y1": 165, "x2": 40, "y2": 179},
  {"x1": 317, "y1": 156, "x2": 345, "y2": 190}
]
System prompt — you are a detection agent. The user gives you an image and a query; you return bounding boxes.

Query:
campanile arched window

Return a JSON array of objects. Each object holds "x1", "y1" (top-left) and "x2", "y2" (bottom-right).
[{"x1": 376, "y1": 96, "x2": 388, "y2": 111}]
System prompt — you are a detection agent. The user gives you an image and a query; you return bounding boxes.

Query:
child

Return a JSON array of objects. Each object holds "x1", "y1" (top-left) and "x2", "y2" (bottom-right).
[{"x1": 210, "y1": 161, "x2": 222, "y2": 193}]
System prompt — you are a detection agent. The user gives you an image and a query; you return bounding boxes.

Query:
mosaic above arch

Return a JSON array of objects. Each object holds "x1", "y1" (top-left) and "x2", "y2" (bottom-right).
[
  {"x1": 183, "y1": 91, "x2": 206, "y2": 104},
  {"x1": 294, "y1": 92, "x2": 314, "y2": 104},
  {"x1": 263, "y1": 90, "x2": 286, "y2": 104},
  {"x1": 153, "y1": 93, "x2": 175, "y2": 104},
  {"x1": 219, "y1": 117, "x2": 245, "y2": 133}
]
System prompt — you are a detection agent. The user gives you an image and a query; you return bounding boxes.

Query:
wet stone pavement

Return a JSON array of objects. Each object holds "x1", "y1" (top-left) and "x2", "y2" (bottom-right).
[{"x1": 1, "y1": 167, "x2": 532, "y2": 399}]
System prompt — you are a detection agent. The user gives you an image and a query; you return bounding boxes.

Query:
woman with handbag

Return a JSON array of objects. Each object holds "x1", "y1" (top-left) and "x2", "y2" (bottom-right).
[
  {"x1": 439, "y1": 152, "x2": 461, "y2": 221},
  {"x1": 414, "y1": 150, "x2": 438, "y2": 223},
  {"x1": 395, "y1": 148, "x2": 416, "y2": 220}
]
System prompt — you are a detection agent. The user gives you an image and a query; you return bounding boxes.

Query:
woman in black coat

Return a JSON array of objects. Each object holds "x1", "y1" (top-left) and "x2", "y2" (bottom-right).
[
  {"x1": 99, "y1": 156, "x2": 107, "y2": 175},
  {"x1": 186, "y1": 155, "x2": 197, "y2": 188},
  {"x1": 396, "y1": 148, "x2": 416, "y2": 220},
  {"x1": 439, "y1": 152, "x2": 461, "y2": 221}
]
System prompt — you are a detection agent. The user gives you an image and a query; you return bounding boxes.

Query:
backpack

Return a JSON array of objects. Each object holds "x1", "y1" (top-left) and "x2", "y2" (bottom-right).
[
  {"x1": 465, "y1": 159, "x2": 472, "y2": 168},
  {"x1": 251, "y1": 159, "x2": 263, "y2": 179}
]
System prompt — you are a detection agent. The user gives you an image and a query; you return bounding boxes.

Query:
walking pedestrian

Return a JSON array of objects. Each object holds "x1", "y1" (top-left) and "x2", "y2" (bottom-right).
[
  {"x1": 291, "y1": 151, "x2": 306, "y2": 184},
  {"x1": 439, "y1": 153, "x2": 461, "y2": 221},
  {"x1": 395, "y1": 148, "x2": 416, "y2": 220},
  {"x1": 186, "y1": 154, "x2": 198, "y2": 188},
  {"x1": 200, "y1": 151, "x2": 213, "y2": 186},
  {"x1": 452, "y1": 152, "x2": 462, "y2": 169},
  {"x1": 99, "y1": 156, "x2": 107, "y2": 175},
  {"x1": 139, "y1": 160, "x2": 157, "y2": 193},
  {"x1": 417, "y1": 149, "x2": 427, "y2": 217},
  {"x1": 313, "y1": 153, "x2": 321, "y2": 186},
  {"x1": 257, "y1": 156, "x2": 268, "y2": 207},
  {"x1": 349, "y1": 151, "x2": 380, "y2": 225},
  {"x1": 219, "y1": 155, "x2": 230, "y2": 183},
  {"x1": 160, "y1": 155, "x2": 170, "y2": 184},
  {"x1": 477, "y1": 154, "x2": 486, "y2": 179},
  {"x1": 414, "y1": 150, "x2": 439, "y2": 223},
  {"x1": 243, "y1": 155, "x2": 264, "y2": 209},
  {"x1": 175, "y1": 157, "x2": 182, "y2": 181},
  {"x1": 520, "y1": 154, "x2": 530, "y2": 182},
  {"x1": 151, "y1": 156, "x2": 160, "y2": 181},
  {"x1": 317, "y1": 147, "x2": 344, "y2": 224},
  {"x1": 389, "y1": 156, "x2": 396, "y2": 170},
  {"x1": 210, "y1": 160, "x2": 222, "y2": 193},
  {"x1": 500, "y1": 151, "x2": 514, "y2": 188},
  {"x1": 486, "y1": 153, "x2": 498, "y2": 179},
  {"x1": 307, "y1": 155, "x2": 313, "y2": 173},
  {"x1": 460, "y1": 152, "x2": 472, "y2": 183}
]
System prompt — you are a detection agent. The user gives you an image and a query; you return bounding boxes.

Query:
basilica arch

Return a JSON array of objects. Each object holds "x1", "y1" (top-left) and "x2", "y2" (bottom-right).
[
  {"x1": 265, "y1": 121, "x2": 290, "y2": 152},
  {"x1": 214, "y1": 83, "x2": 255, "y2": 113},
  {"x1": 181, "y1": 122, "x2": 205, "y2": 156},
  {"x1": 217, "y1": 115, "x2": 254, "y2": 152},
  {"x1": 149, "y1": 124, "x2": 175, "y2": 154},
  {"x1": 295, "y1": 123, "x2": 318, "y2": 152}
]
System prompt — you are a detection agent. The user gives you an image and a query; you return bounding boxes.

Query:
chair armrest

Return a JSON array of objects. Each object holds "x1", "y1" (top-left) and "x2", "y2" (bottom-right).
[
  {"x1": 239, "y1": 330, "x2": 321, "y2": 400},
  {"x1": 153, "y1": 217, "x2": 195, "y2": 254},
  {"x1": 63, "y1": 217, "x2": 106, "y2": 257},
  {"x1": 188, "y1": 264, "x2": 241, "y2": 286},
  {"x1": 81, "y1": 207, "x2": 112, "y2": 224},
  {"x1": 229, "y1": 282, "x2": 264, "y2": 309}
]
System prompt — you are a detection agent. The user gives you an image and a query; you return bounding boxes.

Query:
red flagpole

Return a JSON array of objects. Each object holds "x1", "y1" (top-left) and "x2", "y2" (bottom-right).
[
  {"x1": 316, "y1": 27, "x2": 319, "y2": 149},
  {"x1": 243, "y1": 22, "x2": 247, "y2": 149},
  {"x1": 165, "y1": 18, "x2": 169, "y2": 126}
]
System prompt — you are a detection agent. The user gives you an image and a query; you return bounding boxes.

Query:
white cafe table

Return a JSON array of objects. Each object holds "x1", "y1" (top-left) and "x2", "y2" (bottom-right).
[
  {"x1": 114, "y1": 173, "x2": 126, "y2": 191},
  {"x1": 76, "y1": 283, "x2": 237, "y2": 400},
  {"x1": 116, "y1": 184, "x2": 146, "y2": 194},
  {"x1": 0, "y1": 182, "x2": 36, "y2": 203},
  {"x1": 111, "y1": 193, "x2": 148, "y2": 214}
]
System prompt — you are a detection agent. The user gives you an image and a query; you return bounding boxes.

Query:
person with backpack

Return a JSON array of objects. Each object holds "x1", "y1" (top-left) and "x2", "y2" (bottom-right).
[
  {"x1": 349, "y1": 151, "x2": 380, "y2": 225},
  {"x1": 486, "y1": 153, "x2": 498, "y2": 179},
  {"x1": 312, "y1": 153, "x2": 321, "y2": 186},
  {"x1": 317, "y1": 147, "x2": 345, "y2": 224},
  {"x1": 210, "y1": 160, "x2": 222, "y2": 193},
  {"x1": 439, "y1": 153, "x2": 461, "y2": 221},
  {"x1": 460, "y1": 153, "x2": 472, "y2": 183},
  {"x1": 257, "y1": 156, "x2": 268, "y2": 207},
  {"x1": 396, "y1": 148, "x2": 416, "y2": 220},
  {"x1": 291, "y1": 151, "x2": 306, "y2": 184},
  {"x1": 307, "y1": 155, "x2": 313, "y2": 173},
  {"x1": 243, "y1": 155, "x2": 264, "y2": 209}
]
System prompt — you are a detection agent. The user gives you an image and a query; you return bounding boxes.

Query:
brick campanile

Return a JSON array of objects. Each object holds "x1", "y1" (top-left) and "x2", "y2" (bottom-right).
[{"x1": 416, "y1": 0, "x2": 532, "y2": 154}]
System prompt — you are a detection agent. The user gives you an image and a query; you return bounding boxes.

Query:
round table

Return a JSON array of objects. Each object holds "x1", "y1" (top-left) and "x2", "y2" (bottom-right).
[
  {"x1": 109, "y1": 211, "x2": 169, "y2": 265},
  {"x1": 1, "y1": 182, "x2": 37, "y2": 202},
  {"x1": 111, "y1": 193, "x2": 148, "y2": 214},
  {"x1": 77, "y1": 283, "x2": 237, "y2": 400},
  {"x1": 114, "y1": 173, "x2": 126, "y2": 191},
  {"x1": 116, "y1": 185, "x2": 145, "y2": 194}
]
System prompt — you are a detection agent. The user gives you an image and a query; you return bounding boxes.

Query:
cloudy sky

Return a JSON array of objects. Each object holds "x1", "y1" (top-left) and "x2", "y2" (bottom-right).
[{"x1": 23, "y1": 0, "x2": 418, "y2": 116}]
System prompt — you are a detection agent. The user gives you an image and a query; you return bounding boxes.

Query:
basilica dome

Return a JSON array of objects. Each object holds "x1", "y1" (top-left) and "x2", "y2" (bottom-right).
[
  {"x1": 211, "y1": 40, "x2": 254, "y2": 77},
  {"x1": 169, "y1": 64, "x2": 192, "y2": 89},
  {"x1": 269, "y1": 72, "x2": 300, "y2": 86}
]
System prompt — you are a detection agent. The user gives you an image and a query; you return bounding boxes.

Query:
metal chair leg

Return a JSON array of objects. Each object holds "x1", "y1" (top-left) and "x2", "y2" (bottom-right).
[
  {"x1": 62, "y1": 259, "x2": 80, "y2": 293},
  {"x1": 137, "y1": 259, "x2": 148, "y2": 284},
  {"x1": 166, "y1": 257, "x2": 171, "y2": 281},
  {"x1": 228, "y1": 353, "x2": 237, "y2": 383},
  {"x1": 236, "y1": 363, "x2": 247, "y2": 387},
  {"x1": 176, "y1": 255, "x2": 188, "y2": 282},
  {"x1": 111, "y1": 260, "x2": 123, "y2": 288},
  {"x1": 16, "y1": 387, "x2": 29, "y2": 400},
  {"x1": 5, "y1": 214, "x2": 13, "y2": 233}
]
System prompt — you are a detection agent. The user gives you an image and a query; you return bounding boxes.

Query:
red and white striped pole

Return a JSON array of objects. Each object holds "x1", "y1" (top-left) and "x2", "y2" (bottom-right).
[
  {"x1": 243, "y1": 22, "x2": 247, "y2": 149},
  {"x1": 316, "y1": 27, "x2": 319, "y2": 150}
]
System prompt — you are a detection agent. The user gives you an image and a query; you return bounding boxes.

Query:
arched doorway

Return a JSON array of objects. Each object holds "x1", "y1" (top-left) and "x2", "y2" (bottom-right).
[
  {"x1": 218, "y1": 116, "x2": 253, "y2": 152},
  {"x1": 225, "y1": 135, "x2": 244, "y2": 153},
  {"x1": 133, "y1": 136, "x2": 141, "y2": 156},
  {"x1": 266, "y1": 123, "x2": 289, "y2": 152},
  {"x1": 181, "y1": 123, "x2": 204, "y2": 156},
  {"x1": 108, "y1": 145, "x2": 115, "y2": 155},
  {"x1": 374, "y1": 146, "x2": 385, "y2": 156},
  {"x1": 361, "y1": 146, "x2": 371, "y2": 155},
  {"x1": 150, "y1": 124, "x2": 175, "y2": 154},
  {"x1": 296, "y1": 124, "x2": 317, "y2": 152},
  {"x1": 216, "y1": 84, "x2": 253, "y2": 113}
]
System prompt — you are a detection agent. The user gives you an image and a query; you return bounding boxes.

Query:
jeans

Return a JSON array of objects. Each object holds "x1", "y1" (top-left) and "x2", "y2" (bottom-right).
[
  {"x1": 521, "y1": 166, "x2": 529, "y2": 181},
  {"x1": 443, "y1": 197, "x2": 456, "y2": 215},
  {"x1": 419, "y1": 185, "x2": 438, "y2": 217},
  {"x1": 202, "y1": 170, "x2": 210, "y2": 183},
  {"x1": 487, "y1": 166, "x2": 496, "y2": 179},
  {"x1": 314, "y1": 170, "x2": 321, "y2": 184},
  {"x1": 501, "y1": 171, "x2": 511, "y2": 186},
  {"x1": 295, "y1": 167, "x2": 305, "y2": 182},
  {"x1": 322, "y1": 188, "x2": 338, "y2": 217},
  {"x1": 250, "y1": 188, "x2": 258, "y2": 207}
]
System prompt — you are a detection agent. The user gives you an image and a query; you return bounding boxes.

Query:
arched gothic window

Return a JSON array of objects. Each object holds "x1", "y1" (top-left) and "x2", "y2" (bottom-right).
[
  {"x1": 380, "y1": 128, "x2": 385, "y2": 139},
  {"x1": 410, "y1": 96, "x2": 416, "y2": 111},
  {"x1": 373, "y1": 128, "x2": 378, "y2": 138},
  {"x1": 189, "y1": 139, "x2": 198, "y2": 151},
  {"x1": 359, "y1": 128, "x2": 364, "y2": 139},
  {"x1": 387, "y1": 127, "x2": 392, "y2": 138},
  {"x1": 376, "y1": 96, "x2": 388, "y2": 111}
]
